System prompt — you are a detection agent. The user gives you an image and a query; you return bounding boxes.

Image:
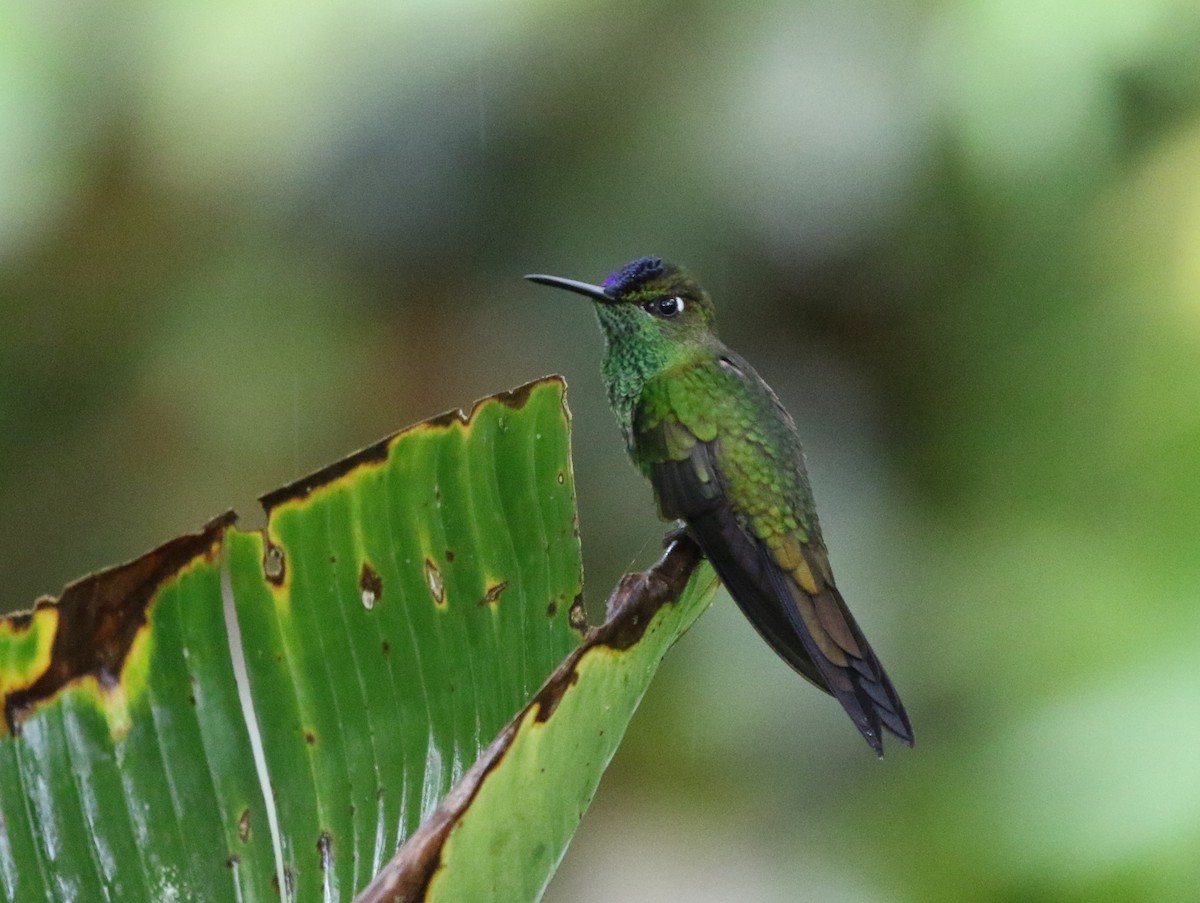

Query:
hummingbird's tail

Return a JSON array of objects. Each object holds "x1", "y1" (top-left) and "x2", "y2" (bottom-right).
[
  {"x1": 772, "y1": 570, "x2": 914, "y2": 754},
  {"x1": 685, "y1": 506, "x2": 913, "y2": 756}
]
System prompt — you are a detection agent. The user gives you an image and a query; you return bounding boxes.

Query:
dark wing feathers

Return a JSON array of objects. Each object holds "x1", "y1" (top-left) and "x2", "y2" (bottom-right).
[
  {"x1": 652, "y1": 446, "x2": 723, "y2": 520},
  {"x1": 645, "y1": 429, "x2": 913, "y2": 755}
]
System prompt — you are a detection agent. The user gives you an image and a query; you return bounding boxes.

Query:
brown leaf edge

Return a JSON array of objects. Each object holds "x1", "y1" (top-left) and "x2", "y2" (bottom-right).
[
  {"x1": 2, "y1": 511, "x2": 237, "y2": 735},
  {"x1": 259, "y1": 377, "x2": 559, "y2": 514},
  {"x1": 354, "y1": 535, "x2": 705, "y2": 903},
  {"x1": 0, "y1": 375, "x2": 576, "y2": 737}
]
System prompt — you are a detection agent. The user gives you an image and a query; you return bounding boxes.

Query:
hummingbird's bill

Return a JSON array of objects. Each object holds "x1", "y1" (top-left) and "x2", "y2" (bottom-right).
[{"x1": 524, "y1": 274, "x2": 614, "y2": 303}]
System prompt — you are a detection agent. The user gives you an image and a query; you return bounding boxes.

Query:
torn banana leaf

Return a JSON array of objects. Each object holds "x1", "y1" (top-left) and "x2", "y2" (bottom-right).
[{"x1": 0, "y1": 376, "x2": 718, "y2": 903}]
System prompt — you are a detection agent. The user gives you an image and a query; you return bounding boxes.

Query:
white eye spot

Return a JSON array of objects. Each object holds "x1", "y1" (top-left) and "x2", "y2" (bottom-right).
[{"x1": 645, "y1": 296, "x2": 684, "y2": 318}]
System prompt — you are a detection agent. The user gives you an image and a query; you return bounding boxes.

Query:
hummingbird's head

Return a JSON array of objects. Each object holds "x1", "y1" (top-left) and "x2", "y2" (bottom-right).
[{"x1": 526, "y1": 256, "x2": 717, "y2": 356}]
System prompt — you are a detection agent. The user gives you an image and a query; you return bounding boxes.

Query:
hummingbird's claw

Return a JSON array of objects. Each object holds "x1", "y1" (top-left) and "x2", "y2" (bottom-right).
[{"x1": 662, "y1": 522, "x2": 690, "y2": 549}]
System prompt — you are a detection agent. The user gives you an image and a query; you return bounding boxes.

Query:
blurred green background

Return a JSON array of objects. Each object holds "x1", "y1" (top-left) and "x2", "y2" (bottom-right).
[{"x1": 3, "y1": 0, "x2": 1199, "y2": 899}]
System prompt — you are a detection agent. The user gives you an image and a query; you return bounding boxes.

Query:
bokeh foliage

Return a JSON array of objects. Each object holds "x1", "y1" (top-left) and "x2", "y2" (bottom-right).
[{"x1": 3, "y1": 0, "x2": 1199, "y2": 899}]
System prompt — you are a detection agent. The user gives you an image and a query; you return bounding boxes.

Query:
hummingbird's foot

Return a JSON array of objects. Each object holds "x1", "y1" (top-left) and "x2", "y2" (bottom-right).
[{"x1": 662, "y1": 521, "x2": 690, "y2": 548}]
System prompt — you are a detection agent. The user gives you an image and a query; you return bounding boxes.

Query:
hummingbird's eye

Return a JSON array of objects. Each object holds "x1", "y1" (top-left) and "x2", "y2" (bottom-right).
[{"x1": 645, "y1": 296, "x2": 684, "y2": 318}]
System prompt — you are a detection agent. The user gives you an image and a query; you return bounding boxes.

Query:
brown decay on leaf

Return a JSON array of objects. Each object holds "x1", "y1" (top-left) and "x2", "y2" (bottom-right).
[
  {"x1": 360, "y1": 563, "x2": 383, "y2": 605},
  {"x1": 257, "y1": 377, "x2": 555, "y2": 513},
  {"x1": 478, "y1": 581, "x2": 507, "y2": 607},
  {"x1": 317, "y1": 832, "x2": 333, "y2": 872},
  {"x1": 238, "y1": 808, "x2": 251, "y2": 844},
  {"x1": 424, "y1": 559, "x2": 445, "y2": 606},
  {"x1": 1, "y1": 511, "x2": 237, "y2": 736},
  {"x1": 568, "y1": 594, "x2": 587, "y2": 631},
  {"x1": 272, "y1": 867, "x2": 296, "y2": 898},
  {"x1": 263, "y1": 542, "x2": 286, "y2": 586},
  {"x1": 352, "y1": 535, "x2": 704, "y2": 903}
]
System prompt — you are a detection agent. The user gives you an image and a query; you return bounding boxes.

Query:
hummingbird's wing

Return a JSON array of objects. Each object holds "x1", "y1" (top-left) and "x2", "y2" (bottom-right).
[{"x1": 636, "y1": 362, "x2": 913, "y2": 755}]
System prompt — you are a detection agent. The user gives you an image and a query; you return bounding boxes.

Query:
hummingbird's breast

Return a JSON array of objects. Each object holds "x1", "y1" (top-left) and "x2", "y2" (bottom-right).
[{"x1": 595, "y1": 310, "x2": 672, "y2": 452}]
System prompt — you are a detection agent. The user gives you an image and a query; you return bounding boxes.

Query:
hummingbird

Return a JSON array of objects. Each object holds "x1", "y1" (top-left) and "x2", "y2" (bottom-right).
[{"x1": 526, "y1": 256, "x2": 913, "y2": 755}]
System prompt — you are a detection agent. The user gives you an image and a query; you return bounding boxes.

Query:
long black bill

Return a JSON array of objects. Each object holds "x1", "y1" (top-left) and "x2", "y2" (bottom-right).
[{"x1": 525, "y1": 274, "x2": 614, "y2": 302}]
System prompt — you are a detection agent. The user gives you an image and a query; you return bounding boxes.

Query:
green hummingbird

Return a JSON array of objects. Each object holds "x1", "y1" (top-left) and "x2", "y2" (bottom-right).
[{"x1": 527, "y1": 256, "x2": 913, "y2": 755}]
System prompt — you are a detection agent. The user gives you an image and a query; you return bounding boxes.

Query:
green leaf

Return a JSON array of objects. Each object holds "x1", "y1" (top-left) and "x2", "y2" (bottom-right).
[
  {"x1": 0, "y1": 377, "x2": 718, "y2": 902},
  {"x1": 0, "y1": 513, "x2": 277, "y2": 902},
  {"x1": 358, "y1": 540, "x2": 717, "y2": 903},
  {"x1": 225, "y1": 378, "x2": 583, "y2": 899}
]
